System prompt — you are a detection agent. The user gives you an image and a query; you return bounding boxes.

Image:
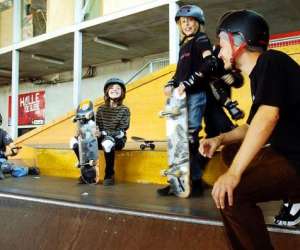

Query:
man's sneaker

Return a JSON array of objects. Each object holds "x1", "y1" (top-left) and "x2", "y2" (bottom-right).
[
  {"x1": 157, "y1": 185, "x2": 174, "y2": 196},
  {"x1": 103, "y1": 177, "x2": 115, "y2": 186},
  {"x1": 274, "y1": 202, "x2": 300, "y2": 227},
  {"x1": 28, "y1": 167, "x2": 40, "y2": 176}
]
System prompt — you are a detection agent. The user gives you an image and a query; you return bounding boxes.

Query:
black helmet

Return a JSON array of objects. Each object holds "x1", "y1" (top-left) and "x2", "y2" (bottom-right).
[
  {"x1": 217, "y1": 10, "x2": 269, "y2": 51},
  {"x1": 175, "y1": 5, "x2": 205, "y2": 25},
  {"x1": 0, "y1": 113, "x2": 2, "y2": 126},
  {"x1": 104, "y1": 78, "x2": 126, "y2": 94}
]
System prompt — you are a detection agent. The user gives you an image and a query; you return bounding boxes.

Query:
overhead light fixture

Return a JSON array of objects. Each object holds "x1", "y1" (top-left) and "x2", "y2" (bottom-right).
[
  {"x1": 94, "y1": 37, "x2": 129, "y2": 51},
  {"x1": 0, "y1": 69, "x2": 11, "y2": 75},
  {"x1": 31, "y1": 54, "x2": 65, "y2": 65}
]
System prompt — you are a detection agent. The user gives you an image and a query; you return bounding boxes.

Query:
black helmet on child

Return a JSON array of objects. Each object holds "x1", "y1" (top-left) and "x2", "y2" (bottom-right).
[
  {"x1": 217, "y1": 10, "x2": 269, "y2": 51},
  {"x1": 0, "y1": 113, "x2": 2, "y2": 126},
  {"x1": 104, "y1": 78, "x2": 126, "y2": 94},
  {"x1": 175, "y1": 5, "x2": 205, "y2": 25}
]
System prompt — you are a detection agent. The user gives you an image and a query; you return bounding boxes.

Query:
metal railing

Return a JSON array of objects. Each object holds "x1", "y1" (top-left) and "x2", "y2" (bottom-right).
[{"x1": 126, "y1": 58, "x2": 169, "y2": 84}]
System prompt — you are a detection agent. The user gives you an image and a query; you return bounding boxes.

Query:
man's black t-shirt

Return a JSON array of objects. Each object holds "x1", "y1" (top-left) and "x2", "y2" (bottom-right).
[
  {"x1": 0, "y1": 128, "x2": 13, "y2": 153},
  {"x1": 247, "y1": 49, "x2": 300, "y2": 172},
  {"x1": 173, "y1": 32, "x2": 213, "y2": 93}
]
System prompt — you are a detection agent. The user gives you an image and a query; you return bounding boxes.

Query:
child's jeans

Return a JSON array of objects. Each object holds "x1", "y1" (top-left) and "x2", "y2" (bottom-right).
[
  {"x1": 187, "y1": 91, "x2": 206, "y2": 181},
  {"x1": 0, "y1": 158, "x2": 29, "y2": 177}
]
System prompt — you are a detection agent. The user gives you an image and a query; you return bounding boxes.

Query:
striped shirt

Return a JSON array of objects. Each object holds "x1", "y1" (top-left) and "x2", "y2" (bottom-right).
[{"x1": 96, "y1": 104, "x2": 130, "y2": 136}]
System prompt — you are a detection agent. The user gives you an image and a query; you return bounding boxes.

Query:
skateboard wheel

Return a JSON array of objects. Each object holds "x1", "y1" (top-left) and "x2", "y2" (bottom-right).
[
  {"x1": 150, "y1": 144, "x2": 155, "y2": 150},
  {"x1": 160, "y1": 169, "x2": 168, "y2": 176},
  {"x1": 140, "y1": 144, "x2": 146, "y2": 150}
]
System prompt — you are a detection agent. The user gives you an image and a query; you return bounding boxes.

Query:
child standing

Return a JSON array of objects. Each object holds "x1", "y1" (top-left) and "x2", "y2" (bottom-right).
[{"x1": 158, "y1": 5, "x2": 235, "y2": 196}]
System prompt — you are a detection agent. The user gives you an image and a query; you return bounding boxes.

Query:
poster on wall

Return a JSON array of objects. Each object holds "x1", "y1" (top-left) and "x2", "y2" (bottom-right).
[{"x1": 8, "y1": 91, "x2": 45, "y2": 126}]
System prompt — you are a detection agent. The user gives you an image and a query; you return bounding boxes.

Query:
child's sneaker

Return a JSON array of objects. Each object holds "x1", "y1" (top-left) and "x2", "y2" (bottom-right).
[
  {"x1": 28, "y1": 167, "x2": 40, "y2": 175},
  {"x1": 103, "y1": 176, "x2": 115, "y2": 186},
  {"x1": 274, "y1": 202, "x2": 300, "y2": 227}
]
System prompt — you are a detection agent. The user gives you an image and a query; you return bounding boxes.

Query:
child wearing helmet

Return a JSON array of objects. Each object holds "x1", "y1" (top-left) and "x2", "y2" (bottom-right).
[
  {"x1": 70, "y1": 78, "x2": 130, "y2": 185},
  {"x1": 96, "y1": 78, "x2": 130, "y2": 186},
  {"x1": 158, "y1": 5, "x2": 238, "y2": 196},
  {"x1": 0, "y1": 113, "x2": 40, "y2": 180},
  {"x1": 199, "y1": 9, "x2": 300, "y2": 249}
]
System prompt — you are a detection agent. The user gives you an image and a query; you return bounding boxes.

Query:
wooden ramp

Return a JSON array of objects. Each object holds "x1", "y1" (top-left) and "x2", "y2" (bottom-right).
[{"x1": 0, "y1": 176, "x2": 299, "y2": 250}]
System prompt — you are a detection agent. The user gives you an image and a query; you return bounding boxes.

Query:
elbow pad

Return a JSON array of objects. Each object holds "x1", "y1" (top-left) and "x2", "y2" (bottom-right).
[{"x1": 200, "y1": 55, "x2": 218, "y2": 77}]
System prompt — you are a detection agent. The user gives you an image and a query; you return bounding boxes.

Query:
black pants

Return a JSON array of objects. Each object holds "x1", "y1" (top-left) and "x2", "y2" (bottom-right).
[{"x1": 72, "y1": 138, "x2": 125, "y2": 179}]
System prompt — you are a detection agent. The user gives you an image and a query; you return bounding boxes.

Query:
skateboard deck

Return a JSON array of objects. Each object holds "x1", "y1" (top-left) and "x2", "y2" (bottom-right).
[
  {"x1": 74, "y1": 100, "x2": 98, "y2": 184},
  {"x1": 160, "y1": 89, "x2": 190, "y2": 198},
  {"x1": 131, "y1": 136, "x2": 165, "y2": 150}
]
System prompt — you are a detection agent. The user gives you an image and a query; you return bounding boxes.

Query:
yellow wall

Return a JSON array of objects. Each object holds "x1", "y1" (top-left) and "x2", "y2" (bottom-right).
[
  {"x1": 46, "y1": 0, "x2": 74, "y2": 33},
  {"x1": 0, "y1": 7, "x2": 12, "y2": 47}
]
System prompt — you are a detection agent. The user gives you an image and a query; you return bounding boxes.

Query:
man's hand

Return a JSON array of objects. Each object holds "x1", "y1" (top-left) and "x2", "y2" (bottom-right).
[
  {"x1": 199, "y1": 136, "x2": 222, "y2": 158},
  {"x1": 211, "y1": 170, "x2": 241, "y2": 209},
  {"x1": 164, "y1": 85, "x2": 173, "y2": 97}
]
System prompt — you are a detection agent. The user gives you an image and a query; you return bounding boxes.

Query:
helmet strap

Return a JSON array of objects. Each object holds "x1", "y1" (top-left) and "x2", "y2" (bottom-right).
[{"x1": 228, "y1": 32, "x2": 247, "y2": 68}]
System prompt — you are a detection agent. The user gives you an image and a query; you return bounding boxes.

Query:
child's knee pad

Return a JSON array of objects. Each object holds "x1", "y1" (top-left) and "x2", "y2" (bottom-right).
[
  {"x1": 101, "y1": 136, "x2": 115, "y2": 153},
  {"x1": 69, "y1": 137, "x2": 78, "y2": 149}
]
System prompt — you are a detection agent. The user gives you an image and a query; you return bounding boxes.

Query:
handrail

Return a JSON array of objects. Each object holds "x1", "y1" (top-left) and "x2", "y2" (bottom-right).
[{"x1": 126, "y1": 57, "x2": 169, "y2": 84}]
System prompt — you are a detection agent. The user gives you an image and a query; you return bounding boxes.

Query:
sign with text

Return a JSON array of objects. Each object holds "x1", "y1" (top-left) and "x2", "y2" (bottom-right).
[{"x1": 8, "y1": 91, "x2": 45, "y2": 126}]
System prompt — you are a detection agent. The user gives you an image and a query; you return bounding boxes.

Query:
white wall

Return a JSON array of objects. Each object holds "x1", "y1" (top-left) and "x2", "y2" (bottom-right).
[
  {"x1": 0, "y1": 52, "x2": 168, "y2": 132},
  {"x1": 102, "y1": 0, "x2": 152, "y2": 15}
]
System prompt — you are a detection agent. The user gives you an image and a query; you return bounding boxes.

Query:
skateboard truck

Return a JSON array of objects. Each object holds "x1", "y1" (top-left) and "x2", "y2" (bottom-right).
[{"x1": 159, "y1": 107, "x2": 181, "y2": 118}]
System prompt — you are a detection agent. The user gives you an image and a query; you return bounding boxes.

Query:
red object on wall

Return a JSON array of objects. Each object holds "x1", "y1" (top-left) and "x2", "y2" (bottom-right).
[{"x1": 8, "y1": 91, "x2": 45, "y2": 126}]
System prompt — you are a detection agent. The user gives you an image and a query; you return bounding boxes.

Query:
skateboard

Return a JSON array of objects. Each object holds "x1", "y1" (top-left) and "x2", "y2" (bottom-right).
[
  {"x1": 160, "y1": 88, "x2": 190, "y2": 198},
  {"x1": 131, "y1": 136, "x2": 165, "y2": 150},
  {"x1": 73, "y1": 99, "x2": 98, "y2": 184}
]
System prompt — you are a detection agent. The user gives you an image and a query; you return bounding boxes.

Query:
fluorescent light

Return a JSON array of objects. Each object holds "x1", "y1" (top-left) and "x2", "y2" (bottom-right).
[
  {"x1": 94, "y1": 37, "x2": 129, "y2": 51},
  {"x1": 0, "y1": 69, "x2": 11, "y2": 75},
  {"x1": 31, "y1": 54, "x2": 65, "y2": 65}
]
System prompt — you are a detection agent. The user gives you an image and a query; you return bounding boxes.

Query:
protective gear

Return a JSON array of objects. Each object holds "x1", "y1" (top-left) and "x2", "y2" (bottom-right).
[
  {"x1": 199, "y1": 54, "x2": 218, "y2": 76},
  {"x1": 209, "y1": 79, "x2": 244, "y2": 120},
  {"x1": 101, "y1": 136, "x2": 115, "y2": 153},
  {"x1": 0, "y1": 113, "x2": 2, "y2": 126},
  {"x1": 69, "y1": 137, "x2": 78, "y2": 149},
  {"x1": 217, "y1": 10, "x2": 269, "y2": 51},
  {"x1": 181, "y1": 55, "x2": 218, "y2": 89},
  {"x1": 175, "y1": 5, "x2": 205, "y2": 25},
  {"x1": 73, "y1": 99, "x2": 94, "y2": 123},
  {"x1": 101, "y1": 130, "x2": 108, "y2": 136},
  {"x1": 104, "y1": 78, "x2": 126, "y2": 94},
  {"x1": 115, "y1": 130, "x2": 125, "y2": 139}
]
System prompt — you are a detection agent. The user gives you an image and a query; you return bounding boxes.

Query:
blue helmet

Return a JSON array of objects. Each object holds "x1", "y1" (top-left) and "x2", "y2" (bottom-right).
[{"x1": 175, "y1": 5, "x2": 205, "y2": 25}]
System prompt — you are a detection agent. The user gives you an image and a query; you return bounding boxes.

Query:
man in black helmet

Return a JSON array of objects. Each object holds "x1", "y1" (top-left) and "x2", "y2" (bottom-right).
[
  {"x1": 199, "y1": 9, "x2": 300, "y2": 249},
  {"x1": 0, "y1": 113, "x2": 40, "y2": 179}
]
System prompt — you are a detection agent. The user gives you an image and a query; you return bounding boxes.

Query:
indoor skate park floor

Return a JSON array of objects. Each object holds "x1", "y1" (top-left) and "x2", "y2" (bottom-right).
[{"x1": 0, "y1": 175, "x2": 299, "y2": 233}]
